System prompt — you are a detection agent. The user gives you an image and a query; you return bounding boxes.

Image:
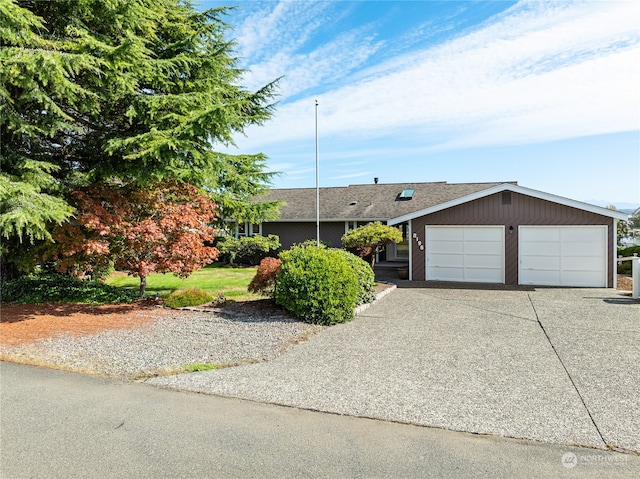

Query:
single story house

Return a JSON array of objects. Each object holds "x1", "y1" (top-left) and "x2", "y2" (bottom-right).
[{"x1": 244, "y1": 181, "x2": 627, "y2": 288}]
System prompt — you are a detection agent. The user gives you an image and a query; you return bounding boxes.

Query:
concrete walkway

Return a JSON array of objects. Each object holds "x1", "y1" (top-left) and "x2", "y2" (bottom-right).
[{"x1": 149, "y1": 286, "x2": 640, "y2": 452}]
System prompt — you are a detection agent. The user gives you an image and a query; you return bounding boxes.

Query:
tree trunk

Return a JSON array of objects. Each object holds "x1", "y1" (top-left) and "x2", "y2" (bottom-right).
[
  {"x1": 139, "y1": 276, "x2": 147, "y2": 298},
  {"x1": 0, "y1": 256, "x2": 20, "y2": 282}
]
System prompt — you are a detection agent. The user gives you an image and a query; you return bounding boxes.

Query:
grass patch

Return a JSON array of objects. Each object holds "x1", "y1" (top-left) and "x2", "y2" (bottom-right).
[
  {"x1": 105, "y1": 263, "x2": 260, "y2": 301},
  {"x1": 138, "y1": 359, "x2": 263, "y2": 379},
  {"x1": 181, "y1": 363, "x2": 219, "y2": 373}
]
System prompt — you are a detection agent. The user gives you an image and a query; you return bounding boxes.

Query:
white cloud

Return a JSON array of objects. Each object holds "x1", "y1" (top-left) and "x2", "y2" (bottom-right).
[
  {"x1": 233, "y1": 1, "x2": 383, "y2": 98},
  {"x1": 228, "y1": 0, "x2": 639, "y2": 154}
]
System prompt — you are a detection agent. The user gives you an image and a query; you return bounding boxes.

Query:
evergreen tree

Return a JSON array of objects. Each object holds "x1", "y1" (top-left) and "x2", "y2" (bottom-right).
[{"x1": 0, "y1": 0, "x2": 279, "y2": 277}]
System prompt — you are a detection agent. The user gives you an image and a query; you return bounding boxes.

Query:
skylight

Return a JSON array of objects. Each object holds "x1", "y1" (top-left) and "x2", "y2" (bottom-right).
[{"x1": 398, "y1": 188, "x2": 415, "y2": 200}]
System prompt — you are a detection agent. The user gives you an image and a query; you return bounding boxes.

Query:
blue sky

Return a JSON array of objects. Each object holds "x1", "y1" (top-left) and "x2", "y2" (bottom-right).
[{"x1": 200, "y1": 0, "x2": 640, "y2": 208}]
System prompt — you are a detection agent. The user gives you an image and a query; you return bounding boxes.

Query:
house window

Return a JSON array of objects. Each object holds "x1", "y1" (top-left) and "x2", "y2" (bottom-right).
[
  {"x1": 345, "y1": 221, "x2": 359, "y2": 233},
  {"x1": 395, "y1": 223, "x2": 409, "y2": 259},
  {"x1": 236, "y1": 222, "x2": 261, "y2": 237}
]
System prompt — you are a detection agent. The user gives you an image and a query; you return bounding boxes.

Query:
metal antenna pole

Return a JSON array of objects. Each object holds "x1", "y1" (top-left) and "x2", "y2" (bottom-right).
[{"x1": 315, "y1": 99, "x2": 320, "y2": 247}]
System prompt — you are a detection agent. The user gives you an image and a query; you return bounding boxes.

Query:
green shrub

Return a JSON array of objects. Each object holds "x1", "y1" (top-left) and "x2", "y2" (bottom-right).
[
  {"x1": 341, "y1": 221, "x2": 403, "y2": 267},
  {"x1": 617, "y1": 245, "x2": 640, "y2": 274},
  {"x1": 0, "y1": 272, "x2": 138, "y2": 304},
  {"x1": 164, "y1": 287, "x2": 214, "y2": 308},
  {"x1": 91, "y1": 261, "x2": 116, "y2": 282},
  {"x1": 335, "y1": 250, "x2": 376, "y2": 305},
  {"x1": 275, "y1": 246, "x2": 359, "y2": 325},
  {"x1": 292, "y1": 239, "x2": 332, "y2": 248},
  {"x1": 216, "y1": 234, "x2": 281, "y2": 265}
]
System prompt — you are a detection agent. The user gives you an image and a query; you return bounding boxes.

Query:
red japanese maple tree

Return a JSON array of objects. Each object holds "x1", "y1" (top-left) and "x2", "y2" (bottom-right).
[{"x1": 51, "y1": 181, "x2": 219, "y2": 297}]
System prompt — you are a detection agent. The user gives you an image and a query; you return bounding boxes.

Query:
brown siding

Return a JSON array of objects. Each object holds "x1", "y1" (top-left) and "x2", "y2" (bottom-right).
[
  {"x1": 262, "y1": 222, "x2": 346, "y2": 249},
  {"x1": 410, "y1": 192, "x2": 615, "y2": 286}
]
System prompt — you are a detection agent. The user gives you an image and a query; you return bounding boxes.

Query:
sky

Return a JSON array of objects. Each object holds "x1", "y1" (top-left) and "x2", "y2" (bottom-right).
[{"x1": 199, "y1": 0, "x2": 640, "y2": 208}]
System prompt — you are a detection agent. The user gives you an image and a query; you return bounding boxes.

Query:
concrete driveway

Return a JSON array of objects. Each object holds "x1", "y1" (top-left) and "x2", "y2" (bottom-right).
[{"x1": 149, "y1": 285, "x2": 639, "y2": 452}]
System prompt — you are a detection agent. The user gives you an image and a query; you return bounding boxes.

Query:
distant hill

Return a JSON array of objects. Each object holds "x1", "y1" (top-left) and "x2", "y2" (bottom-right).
[{"x1": 584, "y1": 200, "x2": 639, "y2": 215}]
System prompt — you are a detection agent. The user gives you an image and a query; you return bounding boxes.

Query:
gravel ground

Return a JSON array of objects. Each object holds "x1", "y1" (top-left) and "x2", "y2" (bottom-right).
[
  {"x1": 0, "y1": 284, "x2": 395, "y2": 380},
  {"x1": 0, "y1": 308, "x2": 324, "y2": 379}
]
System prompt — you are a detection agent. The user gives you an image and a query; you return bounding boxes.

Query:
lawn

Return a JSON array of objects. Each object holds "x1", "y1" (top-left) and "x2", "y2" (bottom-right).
[{"x1": 105, "y1": 263, "x2": 260, "y2": 301}]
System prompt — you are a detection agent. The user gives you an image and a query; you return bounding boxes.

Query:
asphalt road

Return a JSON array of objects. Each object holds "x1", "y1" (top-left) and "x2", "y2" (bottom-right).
[{"x1": 1, "y1": 362, "x2": 638, "y2": 478}]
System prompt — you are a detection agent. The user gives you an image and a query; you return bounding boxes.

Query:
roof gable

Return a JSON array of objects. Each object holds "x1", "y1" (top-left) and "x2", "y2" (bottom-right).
[{"x1": 387, "y1": 183, "x2": 628, "y2": 224}]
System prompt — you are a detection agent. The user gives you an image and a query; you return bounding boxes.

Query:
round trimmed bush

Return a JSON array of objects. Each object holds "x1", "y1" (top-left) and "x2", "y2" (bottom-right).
[
  {"x1": 165, "y1": 287, "x2": 213, "y2": 308},
  {"x1": 275, "y1": 246, "x2": 359, "y2": 325},
  {"x1": 335, "y1": 250, "x2": 376, "y2": 305}
]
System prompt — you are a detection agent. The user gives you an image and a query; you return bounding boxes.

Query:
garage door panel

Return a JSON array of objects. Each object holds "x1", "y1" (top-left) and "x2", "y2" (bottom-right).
[
  {"x1": 465, "y1": 268, "x2": 504, "y2": 283},
  {"x1": 561, "y1": 242, "x2": 602, "y2": 256},
  {"x1": 430, "y1": 228, "x2": 464, "y2": 241},
  {"x1": 465, "y1": 228, "x2": 503, "y2": 241},
  {"x1": 562, "y1": 256, "x2": 603, "y2": 271},
  {"x1": 429, "y1": 241, "x2": 464, "y2": 254},
  {"x1": 465, "y1": 241, "x2": 503, "y2": 255},
  {"x1": 520, "y1": 242, "x2": 561, "y2": 256},
  {"x1": 427, "y1": 226, "x2": 504, "y2": 284},
  {"x1": 519, "y1": 226, "x2": 606, "y2": 287},
  {"x1": 430, "y1": 267, "x2": 465, "y2": 282},
  {"x1": 561, "y1": 271, "x2": 604, "y2": 286},
  {"x1": 465, "y1": 254, "x2": 503, "y2": 268},
  {"x1": 524, "y1": 228, "x2": 560, "y2": 241},
  {"x1": 521, "y1": 255, "x2": 559, "y2": 270},
  {"x1": 430, "y1": 253, "x2": 464, "y2": 268},
  {"x1": 521, "y1": 270, "x2": 561, "y2": 285},
  {"x1": 560, "y1": 227, "x2": 602, "y2": 242}
]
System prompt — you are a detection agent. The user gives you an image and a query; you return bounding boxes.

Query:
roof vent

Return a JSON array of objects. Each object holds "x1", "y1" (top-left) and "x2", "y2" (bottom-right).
[{"x1": 397, "y1": 188, "x2": 415, "y2": 201}]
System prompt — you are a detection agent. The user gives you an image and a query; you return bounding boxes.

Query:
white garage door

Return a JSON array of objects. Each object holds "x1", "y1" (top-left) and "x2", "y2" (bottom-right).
[
  {"x1": 426, "y1": 226, "x2": 504, "y2": 283},
  {"x1": 519, "y1": 226, "x2": 607, "y2": 287}
]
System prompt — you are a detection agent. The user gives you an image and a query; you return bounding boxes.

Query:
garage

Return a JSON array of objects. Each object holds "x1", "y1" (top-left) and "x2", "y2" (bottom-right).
[
  {"x1": 425, "y1": 226, "x2": 504, "y2": 283},
  {"x1": 519, "y1": 226, "x2": 607, "y2": 287},
  {"x1": 387, "y1": 183, "x2": 625, "y2": 287}
]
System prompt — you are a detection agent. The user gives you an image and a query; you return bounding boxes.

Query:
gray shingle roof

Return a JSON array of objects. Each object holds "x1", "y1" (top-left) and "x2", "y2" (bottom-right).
[{"x1": 258, "y1": 181, "x2": 514, "y2": 221}]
